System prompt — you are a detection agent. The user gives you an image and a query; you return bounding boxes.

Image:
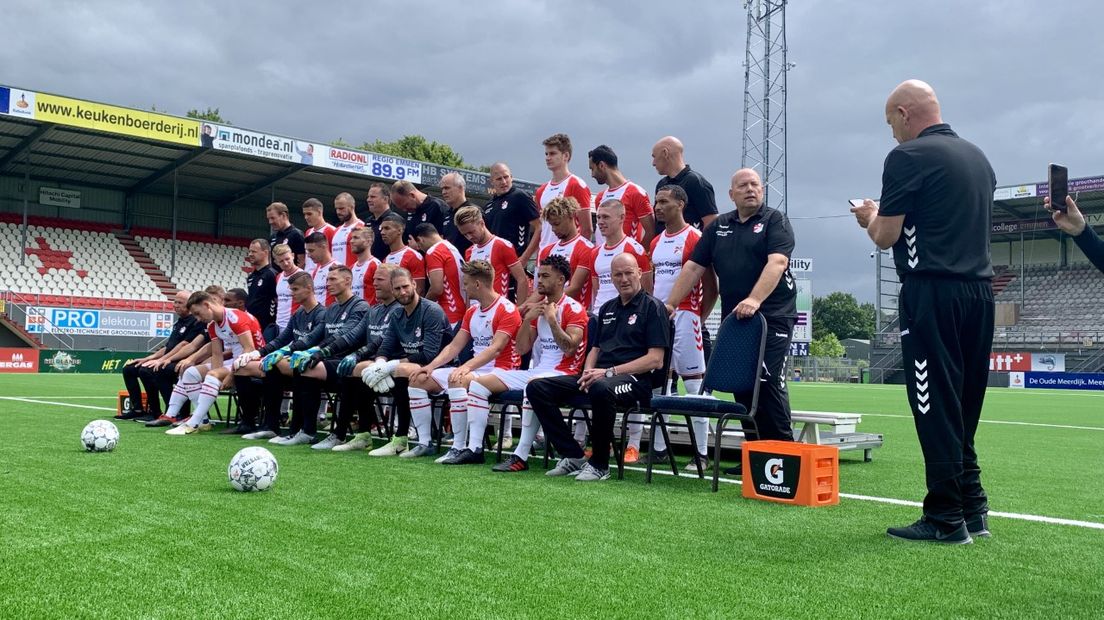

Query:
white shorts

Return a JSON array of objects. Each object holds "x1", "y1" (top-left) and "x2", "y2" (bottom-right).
[
  {"x1": 429, "y1": 366, "x2": 492, "y2": 392},
  {"x1": 486, "y1": 368, "x2": 564, "y2": 392},
  {"x1": 672, "y1": 310, "x2": 706, "y2": 376}
]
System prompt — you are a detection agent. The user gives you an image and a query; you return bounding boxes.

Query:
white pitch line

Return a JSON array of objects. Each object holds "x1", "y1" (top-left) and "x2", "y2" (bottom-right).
[
  {"x1": 0, "y1": 396, "x2": 117, "y2": 411},
  {"x1": 1, "y1": 396, "x2": 117, "y2": 400},
  {"x1": 858, "y1": 412, "x2": 1104, "y2": 432},
  {"x1": 622, "y1": 466, "x2": 1104, "y2": 531}
]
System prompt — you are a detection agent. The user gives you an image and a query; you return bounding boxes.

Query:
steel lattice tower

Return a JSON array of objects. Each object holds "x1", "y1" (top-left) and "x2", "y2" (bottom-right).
[{"x1": 741, "y1": 0, "x2": 791, "y2": 214}]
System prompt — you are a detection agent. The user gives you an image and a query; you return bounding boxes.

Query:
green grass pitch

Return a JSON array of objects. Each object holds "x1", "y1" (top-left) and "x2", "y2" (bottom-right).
[{"x1": 1, "y1": 374, "x2": 1101, "y2": 618}]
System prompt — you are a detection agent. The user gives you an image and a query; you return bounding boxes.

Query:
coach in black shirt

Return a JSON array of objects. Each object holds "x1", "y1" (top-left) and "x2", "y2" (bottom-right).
[
  {"x1": 365, "y1": 182, "x2": 407, "y2": 261},
  {"x1": 438, "y1": 171, "x2": 475, "y2": 256},
  {"x1": 245, "y1": 239, "x2": 279, "y2": 341},
  {"x1": 117, "y1": 290, "x2": 206, "y2": 420},
  {"x1": 652, "y1": 136, "x2": 719, "y2": 235},
  {"x1": 852, "y1": 80, "x2": 995, "y2": 545},
  {"x1": 528, "y1": 253, "x2": 669, "y2": 482},
  {"x1": 668, "y1": 168, "x2": 797, "y2": 451},
  {"x1": 266, "y1": 202, "x2": 306, "y2": 268},
  {"x1": 392, "y1": 180, "x2": 449, "y2": 251},
  {"x1": 483, "y1": 163, "x2": 540, "y2": 264}
]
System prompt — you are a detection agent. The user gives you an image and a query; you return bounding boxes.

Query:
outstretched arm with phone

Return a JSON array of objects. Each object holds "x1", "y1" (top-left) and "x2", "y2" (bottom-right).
[{"x1": 1048, "y1": 195, "x2": 1104, "y2": 273}]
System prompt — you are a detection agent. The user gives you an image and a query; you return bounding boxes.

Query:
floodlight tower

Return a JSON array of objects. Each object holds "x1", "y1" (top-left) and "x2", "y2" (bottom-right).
[{"x1": 741, "y1": 0, "x2": 792, "y2": 214}]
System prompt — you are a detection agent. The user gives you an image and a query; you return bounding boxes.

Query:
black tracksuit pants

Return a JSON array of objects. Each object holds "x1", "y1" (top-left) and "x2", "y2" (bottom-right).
[
  {"x1": 739, "y1": 315, "x2": 795, "y2": 442},
  {"x1": 122, "y1": 363, "x2": 154, "y2": 412},
  {"x1": 899, "y1": 275, "x2": 994, "y2": 531},
  {"x1": 528, "y1": 373, "x2": 652, "y2": 470},
  {"x1": 336, "y1": 377, "x2": 380, "y2": 440}
]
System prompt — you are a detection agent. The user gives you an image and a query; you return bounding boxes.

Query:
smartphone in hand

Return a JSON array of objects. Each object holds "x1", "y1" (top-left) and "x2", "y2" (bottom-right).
[
  {"x1": 848, "y1": 199, "x2": 864, "y2": 208},
  {"x1": 1049, "y1": 164, "x2": 1068, "y2": 211}
]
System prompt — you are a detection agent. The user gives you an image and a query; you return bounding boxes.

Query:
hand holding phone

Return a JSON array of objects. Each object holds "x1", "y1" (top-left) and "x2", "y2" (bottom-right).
[{"x1": 1049, "y1": 164, "x2": 1068, "y2": 212}]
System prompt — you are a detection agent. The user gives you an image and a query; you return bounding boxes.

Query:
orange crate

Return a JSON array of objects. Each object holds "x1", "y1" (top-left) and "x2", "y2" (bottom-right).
[
  {"x1": 117, "y1": 390, "x2": 149, "y2": 415},
  {"x1": 741, "y1": 440, "x2": 839, "y2": 507}
]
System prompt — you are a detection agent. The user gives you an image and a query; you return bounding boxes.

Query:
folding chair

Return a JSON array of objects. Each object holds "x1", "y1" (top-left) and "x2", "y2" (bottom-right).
[{"x1": 647, "y1": 313, "x2": 767, "y2": 491}]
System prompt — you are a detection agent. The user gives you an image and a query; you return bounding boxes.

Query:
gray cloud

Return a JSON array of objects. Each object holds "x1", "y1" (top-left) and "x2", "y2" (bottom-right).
[{"x1": 2, "y1": 0, "x2": 1101, "y2": 300}]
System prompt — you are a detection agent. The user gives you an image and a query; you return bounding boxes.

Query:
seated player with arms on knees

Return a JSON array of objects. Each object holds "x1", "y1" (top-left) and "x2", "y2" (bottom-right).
[
  {"x1": 359, "y1": 267, "x2": 453, "y2": 457},
  {"x1": 329, "y1": 262, "x2": 404, "y2": 452},
  {"x1": 528, "y1": 253, "x2": 669, "y2": 482},
  {"x1": 117, "y1": 290, "x2": 204, "y2": 421},
  {"x1": 232, "y1": 271, "x2": 324, "y2": 439},
  {"x1": 371, "y1": 259, "x2": 522, "y2": 461},
  {"x1": 258, "y1": 265, "x2": 370, "y2": 447},
  {"x1": 487, "y1": 254, "x2": 588, "y2": 472},
  {"x1": 164, "y1": 291, "x2": 265, "y2": 435}
]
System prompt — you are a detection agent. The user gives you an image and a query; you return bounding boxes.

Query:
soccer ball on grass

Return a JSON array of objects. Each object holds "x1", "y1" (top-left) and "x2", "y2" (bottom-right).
[
  {"x1": 81, "y1": 420, "x2": 119, "y2": 452},
  {"x1": 228, "y1": 447, "x2": 279, "y2": 492}
]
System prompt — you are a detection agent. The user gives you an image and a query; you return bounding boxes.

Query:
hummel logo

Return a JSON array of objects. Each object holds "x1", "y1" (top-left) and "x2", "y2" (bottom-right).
[
  {"x1": 613, "y1": 383, "x2": 632, "y2": 396},
  {"x1": 914, "y1": 358, "x2": 930, "y2": 414},
  {"x1": 904, "y1": 226, "x2": 919, "y2": 268}
]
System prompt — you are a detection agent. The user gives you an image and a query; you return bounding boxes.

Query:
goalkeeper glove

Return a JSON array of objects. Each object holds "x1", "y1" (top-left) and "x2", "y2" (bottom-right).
[
  {"x1": 337, "y1": 353, "x2": 359, "y2": 377},
  {"x1": 290, "y1": 347, "x2": 321, "y2": 372},
  {"x1": 260, "y1": 347, "x2": 290, "y2": 372}
]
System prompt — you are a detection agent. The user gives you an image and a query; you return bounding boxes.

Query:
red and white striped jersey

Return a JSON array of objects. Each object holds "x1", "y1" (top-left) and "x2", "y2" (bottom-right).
[
  {"x1": 385, "y1": 247, "x2": 426, "y2": 282},
  {"x1": 311, "y1": 259, "x2": 338, "y2": 306},
  {"x1": 274, "y1": 268, "x2": 305, "y2": 329},
  {"x1": 425, "y1": 240, "x2": 466, "y2": 324},
  {"x1": 461, "y1": 295, "x2": 521, "y2": 372},
  {"x1": 330, "y1": 219, "x2": 364, "y2": 267},
  {"x1": 535, "y1": 174, "x2": 592, "y2": 251},
  {"x1": 529, "y1": 295, "x2": 588, "y2": 374},
  {"x1": 465, "y1": 235, "x2": 520, "y2": 297},
  {"x1": 351, "y1": 256, "x2": 380, "y2": 305},
  {"x1": 207, "y1": 308, "x2": 264, "y2": 359},
  {"x1": 304, "y1": 223, "x2": 336, "y2": 272},
  {"x1": 585, "y1": 236, "x2": 651, "y2": 310},
  {"x1": 594, "y1": 181, "x2": 652, "y2": 247},
  {"x1": 538, "y1": 234, "x2": 594, "y2": 309},
  {"x1": 650, "y1": 224, "x2": 703, "y2": 314}
]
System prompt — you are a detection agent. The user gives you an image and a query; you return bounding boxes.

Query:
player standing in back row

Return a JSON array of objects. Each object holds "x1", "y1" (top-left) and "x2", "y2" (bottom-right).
[
  {"x1": 302, "y1": 198, "x2": 336, "y2": 273},
  {"x1": 590, "y1": 144, "x2": 655, "y2": 248},
  {"x1": 535, "y1": 133, "x2": 593, "y2": 252},
  {"x1": 329, "y1": 192, "x2": 364, "y2": 267},
  {"x1": 851, "y1": 79, "x2": 995, "y2": 545}
]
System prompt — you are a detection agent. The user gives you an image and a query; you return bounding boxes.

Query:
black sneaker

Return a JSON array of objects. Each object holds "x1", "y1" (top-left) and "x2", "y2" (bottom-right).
[
  {"x1": 449, "y1": 448, "x2": 486, "y2": 465},
  {"x1": 965, "y1": 514, "x2": 991, "y2": 538},
  {"x1": 643, "y1": 449, "x2": 670, "y2": 466},
  {"x1": 887, "y1": 518, "x2": 972, "y2": 545},
  {"x1": 135, "y1": 411, "x2": 159, "y2": 423},
  {"x1": 491, "y1": 454, "x2": 529, "y2": 472},
  {"x1": 116, "y1": 408, "x2": 145, "y2": 421},
  {"x1": 220, "y1": 423, "x2": 256, "y2": 435},
  {"x1": 723, "y1": 463, "x2": 743, "y2": 476}
]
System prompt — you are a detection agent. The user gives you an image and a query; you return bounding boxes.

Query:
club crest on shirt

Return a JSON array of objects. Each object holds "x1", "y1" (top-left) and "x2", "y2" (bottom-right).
[
  {"x1": 415, "y1": 327, "x2": 422, "y2": 338},
  {"x1": 753, "y1": 223, "x2": 765, "y2": 234},
  {"x1": 340, "y1": 312, "x2": 347, "y2": 320},
  {"x1": 421, "y1": 214, "x2": 428, "y2": 222},
  {"x1": 628, "y1": 313, "x2": 637, "y2": 325}
]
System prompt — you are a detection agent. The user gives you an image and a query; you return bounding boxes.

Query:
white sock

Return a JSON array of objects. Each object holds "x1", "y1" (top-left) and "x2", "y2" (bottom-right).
[
  {"x1": 185, "y1": 375, "x2": 221, "y2": 427},
  {"x1": 447, "y1": 387, "x2": 468, "y2": 451},
  {"x1": 409, "y1": 387, "x2": 432, "y2": 446},
  {"x1": 652, "y1": 413, "x2": 670, "y2": 452},
  {"x1": 165, "y1": 383, "x2": 191, "y2": 418},
  {"x1": 466, "y1": 382, "x2": 491, "y2": 453},
  {"x1": 627, "y1": 411, "x2": 645, "y2": 450},
  {"x1": 572, "y1": 419, "x2": 587, "y2": 444},
  {"x1": 515, "y1": 400, "x2": 540, "y2": 461},
  {"x1": 681, "y1": 378, "x2": 708, "y2": 456},
  {"x1": 684, "y1": 378, "x2": 703, "y2": 396}
]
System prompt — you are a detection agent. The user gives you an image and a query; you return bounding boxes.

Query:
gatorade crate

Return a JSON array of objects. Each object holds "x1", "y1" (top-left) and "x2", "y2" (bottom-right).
[
  {"x1": 741, "y1": 440, "x2": 839, "y2": 507},
  {"x1": 117, "y1": 390, "x2": 149, "y2": 416}
]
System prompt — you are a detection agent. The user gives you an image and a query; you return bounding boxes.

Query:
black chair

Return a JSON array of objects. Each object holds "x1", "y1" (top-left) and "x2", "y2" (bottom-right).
[{"x1": 647, "y1": 313, "x2": 767, "y2": 491}]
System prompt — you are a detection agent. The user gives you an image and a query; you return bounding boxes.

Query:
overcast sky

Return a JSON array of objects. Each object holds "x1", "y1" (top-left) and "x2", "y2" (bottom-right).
[{"x1": 2, "y1": 0, "x2": 1101, "y2": 300}]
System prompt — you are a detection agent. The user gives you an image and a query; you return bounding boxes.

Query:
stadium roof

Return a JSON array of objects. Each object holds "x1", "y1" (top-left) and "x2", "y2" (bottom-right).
[
  {"x1": 0, "y1": 84, "x2": 536, "y2": 212},
  {"x1": 991, "y1": 174, "x2": 1104, "y2": 240}
]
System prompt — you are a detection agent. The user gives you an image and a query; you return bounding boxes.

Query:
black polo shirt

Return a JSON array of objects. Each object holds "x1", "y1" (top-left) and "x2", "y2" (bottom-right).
[
  {"x1": 655, "y1": 165, "x2": 719, "y2": 234},
  {"x1": 482, "y1": 186, "x2": 539, "y2": 256},
  {"x1": 442, "y1": 199, "x2": 474, "y2": 256},
  {"x1": 365, "y1": 207, "x2": 406, "y2": 261},
  {"x1": 878, "y1": 124, "x2": 995, "y2": 281},
  {"x1": 269, "y1": 225, "x2": 306, "y2": 263},
  {"x1": 165, "y1": 314, "x2": 204, "y2": 351},
  {"x1": 691, "y1": 206, "x2": 796, "y2": 318},
  {"x1": 404, "y1": 195, "x2": 450, "y2": 244},
  {"x1": 594, "y1": 289, "x2": 671, "y2": 386},
  {"x1": 245, "y1": 265, "x2": 278, "y2": 328}
]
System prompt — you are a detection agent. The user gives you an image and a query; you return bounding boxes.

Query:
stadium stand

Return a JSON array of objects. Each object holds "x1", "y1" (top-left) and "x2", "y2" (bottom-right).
[
  {"x1": 0, "y1": 216, "x2": 167, "y2": 310},
  {"x1": 135, "y1": 231, "x2": 252, "y2": 297},
  {"x1": 994, "y1": 263, "x2": 1104, "y2": 329}
]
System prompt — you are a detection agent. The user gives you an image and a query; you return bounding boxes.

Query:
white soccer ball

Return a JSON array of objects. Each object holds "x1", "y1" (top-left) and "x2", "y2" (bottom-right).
[
  {"x1": 228, "y1": 447, "x2": 279, "y2": 492},
  {"x1": 81, "y1": 420, "x2": 119, "y2": 452}
]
